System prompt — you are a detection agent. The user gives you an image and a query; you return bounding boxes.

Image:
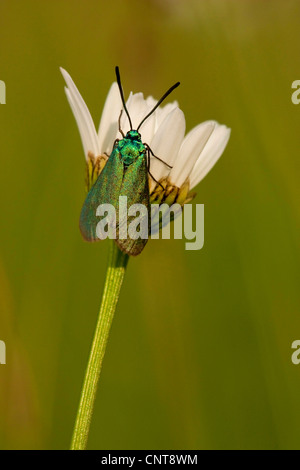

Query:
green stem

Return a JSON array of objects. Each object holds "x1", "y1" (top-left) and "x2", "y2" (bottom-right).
[{"x1": 71, "y1": 241, "x2": 129, "y2": 450}]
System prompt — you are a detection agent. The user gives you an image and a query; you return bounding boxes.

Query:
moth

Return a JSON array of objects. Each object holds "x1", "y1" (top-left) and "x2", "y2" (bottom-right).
[{"x1": 80, "y1": 67, "x2": 180, "y2": 256}]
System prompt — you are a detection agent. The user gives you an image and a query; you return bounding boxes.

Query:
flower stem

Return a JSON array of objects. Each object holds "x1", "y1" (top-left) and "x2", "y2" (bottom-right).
[{"x1": 71, "y1": 241, "x2": 129, "y2": 450}]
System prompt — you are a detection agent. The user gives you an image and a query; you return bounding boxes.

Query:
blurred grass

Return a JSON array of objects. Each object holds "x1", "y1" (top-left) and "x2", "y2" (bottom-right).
[{"x1": 0, "y1": 0, "x2": 300, "y2": 449}]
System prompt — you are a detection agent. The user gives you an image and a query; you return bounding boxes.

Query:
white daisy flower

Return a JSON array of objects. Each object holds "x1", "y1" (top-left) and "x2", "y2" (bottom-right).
[{"x1": 60, "y1": 67, "x2": 230, "y2": 201}]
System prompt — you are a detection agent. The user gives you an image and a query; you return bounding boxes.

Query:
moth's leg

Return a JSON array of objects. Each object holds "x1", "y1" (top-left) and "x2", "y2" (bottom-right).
[
  {"x1": 145, "y1": 143, "x2": 172, "y2": 169},
  {"x1": 118, "y1": 110, "x2": 125, "y2": 138},
  {"x1": 147, "y1": 148, "x2": 164, "y2": 190},
  {"x1": 108, "y1": 138, "x2": 120, "y2": 156}
]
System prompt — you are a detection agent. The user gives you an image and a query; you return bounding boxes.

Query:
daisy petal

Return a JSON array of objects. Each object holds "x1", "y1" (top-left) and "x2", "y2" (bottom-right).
[
  {"x1": 138, "y1": 110, "x2": 156, "y2": 147},
  {"x1": 64, "y1": 88, "x2": 89, "y2": 158},
  {"x1": 155, "y1": 101, "x2": 179, "y2": 131},
  {"x1": 146, "y1": 96, "x2": 157, "y2": 109},
  {"x1": 189, "y1": 124, "x2": 231, "y2": 189},
  {"x1": 98, "y1": 82, "x2": 122, "y2": 155},
  {"x1": 120, "y1": 92, "x2": 147, "y2": 134},
  {"x1": 60, "y1": 68, "x2": 99, "y2": 159},
  {"x1": 169, "y1": 121, "x2": 215, "y2": 187},
  {"x1": 144, "y1": 96, "x2": 179, "y2": 137},
  {"x1": 148, "y1": 107, "x2": 186, "y2": 189}
]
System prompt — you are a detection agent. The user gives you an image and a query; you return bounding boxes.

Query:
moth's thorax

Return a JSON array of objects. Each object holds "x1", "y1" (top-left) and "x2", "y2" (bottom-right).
[
  {"x1": 126, "y1": 130, "x2": 141, "y2": 141},
  {"x1": 117, "y1": 131, "x2": 146, "y2": 165}
]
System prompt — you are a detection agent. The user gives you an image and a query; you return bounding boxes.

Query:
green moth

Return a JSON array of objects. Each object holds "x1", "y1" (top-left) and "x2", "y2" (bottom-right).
[{"x1": 79, "y1": 67, "x2": 180, "y2": 256}]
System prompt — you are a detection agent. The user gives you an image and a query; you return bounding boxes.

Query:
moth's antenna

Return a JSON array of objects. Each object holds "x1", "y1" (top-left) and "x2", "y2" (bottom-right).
[
  {"x1": 137, "y1": 81, "x2": 180, "y2": 131},
  {"x1": 115, "y1": 66, "x2": 133, "y2": 131}
]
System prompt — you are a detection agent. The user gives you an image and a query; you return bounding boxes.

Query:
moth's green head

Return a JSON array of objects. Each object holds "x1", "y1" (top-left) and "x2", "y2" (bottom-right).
[
  {"x1": 126, "y1": 130, "x2": 141, "y2": 141},
  {"x1": 119, "y1": 131, "x2": 145, "y2": 165}
]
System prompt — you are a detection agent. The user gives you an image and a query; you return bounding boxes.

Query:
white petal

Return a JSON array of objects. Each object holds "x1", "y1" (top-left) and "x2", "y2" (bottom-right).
[
  {"x1": 60, "y1": 68, "x2": 100, "y2": 159},
  {"x1": 134, "y1": 99, "x2": 157, "y2": 145},
  {"x1": 189, "y1": 124, "x2": 231, "y2": 189},
  {"x1": 119, "y1": 92, "x2": 156, "y2": 144},
  {"x1": 138, "y1": 110, "x2": 156, "y2": 146},
  {"x1": 120, "y1": 92, "x2": 146, "y2": 134},
  {"x1": 148, "y1": 107, "x2": 186, "y2": 189},
  {"x1": 98, "y1": 82, "x2": 122, "y2": 155},
  {"x1": 169, "y1": 121, "x2": 215, "y2": 187},
  {"x1": 155, "y1": 101, "x2": 179, "y2": 130},
  {"x1": 64, "y1": 88, "x2": 89, "y2": 158},
  {"x1": 145, "y1": 96, "x2": 178, "y2": 132},
  {"x1": 146, "y1": 95, "x2": 157, "y2": 108},
  {"x1": 145, "y1": 96, "x2": 160, "y2": 134}
]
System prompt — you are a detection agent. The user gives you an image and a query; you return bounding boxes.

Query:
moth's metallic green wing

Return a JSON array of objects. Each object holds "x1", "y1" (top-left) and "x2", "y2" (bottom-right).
[
  {"x1": 80, "y1": 138, "x2": 150, "y2": 256},
  {"x1": 116, "y1": 155, "x2": 150, "y2": 256},
  {"x1": 79, "y1": 147, "x2": 123, "y2": 242}
]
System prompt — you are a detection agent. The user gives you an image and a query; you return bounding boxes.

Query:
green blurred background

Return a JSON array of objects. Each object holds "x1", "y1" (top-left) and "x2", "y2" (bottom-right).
[{"x1": 0, "y1": 0, "x2": 300, "y2": 450}]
